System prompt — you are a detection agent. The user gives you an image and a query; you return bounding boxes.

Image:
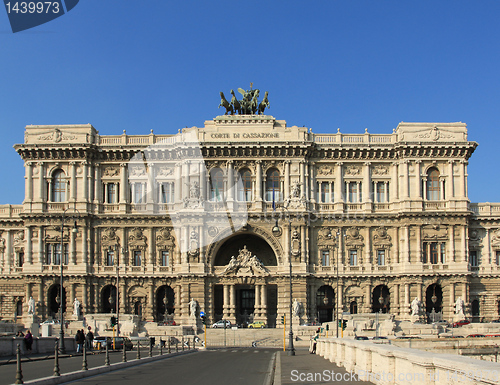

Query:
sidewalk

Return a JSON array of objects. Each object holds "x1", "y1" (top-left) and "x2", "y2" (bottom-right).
[{"x1": 276, "y1": 349, "x2": 374, "y2": 385}]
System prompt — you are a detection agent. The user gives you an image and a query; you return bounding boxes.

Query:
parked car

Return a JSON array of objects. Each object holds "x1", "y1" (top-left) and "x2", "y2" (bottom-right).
[
  {"x1": 248, "y1": 321, "x2": 266, "y2": 329},
  {"x1": 451, "y1": 320, "x2": 471, "y2": 327},
  {"x1": 211, "y1": 320, "x2": 231, "y2": 328},
  {"x1": 354, "y1": 336, "x2": 369, "y2": 340},
  {"x1": 93, "y1": 336, "x2": 133, "y2": 350},
  {"x1": 371, "y1": 336, "x2": 388, "y2": 340},
  {"x1": 467, "y1": 334, "x2": 485, "y2": 338}
]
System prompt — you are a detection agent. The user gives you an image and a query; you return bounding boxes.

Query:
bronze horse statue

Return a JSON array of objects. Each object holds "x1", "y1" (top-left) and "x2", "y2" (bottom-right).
[
  {"x1": 258, "y1": 91, "x2": 270, "y2": 115},
  {"x1": 219, "y1": 92, "x2": 233, "y2": 115},
  {"x1": 251, "y1": 90, "x2": 260, "y2": 115},
  {"x1": 230, "y1": 90, "x2": 241, "y2": 115}
]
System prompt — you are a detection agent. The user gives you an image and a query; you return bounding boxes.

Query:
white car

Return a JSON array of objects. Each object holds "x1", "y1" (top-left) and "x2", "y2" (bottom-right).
[{"x1": 212, "y1": 320, "x2": 231, "y2": 328}]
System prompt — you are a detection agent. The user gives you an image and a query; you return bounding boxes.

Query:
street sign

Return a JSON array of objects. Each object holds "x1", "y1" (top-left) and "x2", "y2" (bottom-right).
[{"x1": 199, "y1": 311, "x2": 205, "y2": 318}]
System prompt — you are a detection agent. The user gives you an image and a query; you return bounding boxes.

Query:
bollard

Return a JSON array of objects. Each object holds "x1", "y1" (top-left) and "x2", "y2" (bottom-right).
[
  {"x1": 122, "y1": 342, "x2": 127, "y2": 362},
  {"x1": 136, "y1": 341, "x2": 141, "y2": 360},
  {"x1": 82, "y1": 343, "x2": 88, "y2": 371},
  {"x1": 176, "y1": 339, "x2": 178, "y2": 353},
  {"x1": 15, "y1": 344, "x2": 23, "y2": 384},
  {"x1": 168, "y1": 337, "x2": 171, "y2": 354},
  {"x1": 53, "y1": 340, "x2": 60, "y2": 377},
  {"x1": 193, "y1": 336, "x2": 196, "y2": 349},
  {"x1": 105, "y1": 342, "x2": 110, "y2": 366},
  {"x1": 160, "y1": 338, "x2": 163, "y2": 355},
  {"x1": 149, "y1": 341, "x2": 152, "y2": 358},
  {"x1": 187, "y1": 339, "x2": 190, "y2": 350},
  {"x1": 182, "y1": 336, "x2": 184, "y2": 351}
]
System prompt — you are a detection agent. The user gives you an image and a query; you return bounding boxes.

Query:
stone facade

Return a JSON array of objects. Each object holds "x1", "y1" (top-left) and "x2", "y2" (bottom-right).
[{"x1": 0, "y1": 116, "x2": 498, "y2": 327}]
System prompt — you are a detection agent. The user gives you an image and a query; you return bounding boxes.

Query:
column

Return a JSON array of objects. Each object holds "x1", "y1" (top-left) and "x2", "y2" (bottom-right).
[
  {"x1": 94, "y1": 164, "x2": 101, "y2": 204},
  {"x1": 449, "y1": 283, "x2": 455, "y2": 310},
  {"x1": 393, "y1": 284, "x2": 400, "y2": 316},
  {"x1": 338, "y1": 282, "x2": 344, "y2": 315},
  {"x1": 26, "y1": 227, "x2": 32, "y2": 264},
  {"x1": 6, "y1": 230, "x2": 12, "y2": 268},
  {"x1": 462, "y1": 226, "x2": 468, "y2": 262},
  {"x1": 365, "y1": 284, "x2": 371, "y2": 313},
  {"x1": 38, "y1": 227, "x2": 43, "y2": 264},
  {"x1": 70, "y1": 283, "x2": 76, "y2": 307},
  {"x1": 401, "y1": 160, "x2": 409, "y2": 199},
  {"x1": 181, "y1": 227, "x2": 188, "y2": 265},
  {"x1": 230, "y1": 284, "x2": 235, "y2": 320},
  {"x1": 415, "y1": 160, "x2": 422, "y2": 199},
  {"x1": 365, "y1": 227, "x2": 371, "y2": 265},
  {"x1": 120, "y1": 277, "x2": 127, "y2": 314},
  {"x1": 357, "y1": 181, "x2": 361, "y2": 203},
  {"x1": 82, "y1": 282, "x2": 88, "y2": 315},
  {"x1": 393, "y1": 227, "x2": 399, "y2": 264},
  {"x1": 70, "y1": 225, "x2": 76, "y2": 264},
  {"x1": 449, "y1": 225, "x2": 455, "y2": 262},
  {"x1": 404, "y1": 226, "x2": 410, "y2": 263},
  {"x1": 447, "y1": 160, "x2": 454, "y2": 199},
  {"x1": 175, "y1": 162, "x2": 182, "y2": 203},
  {"x1": 417, "y1": 283, "x2": 422, "y2": 302},
  {"x1": 227, "y1": 160, "x2": 234, "y2": 201},
  {"x1": 223, "y1": 284, "x2": 229, "y2": 319},
  {"x1": 148, "y1": 283, "x2": 154, "y2": 321},
  {"x1": 255, "y1": 284, "x2": 261, "y2": 317},
  {"x1": 38, "y1": 282, "x2": 43, "y2": 317},
  {"x1": 255, "y1": 161, "x2": 262, "y2": 201},
  {"x1": 25, "y1": 162, "x2": 33, "y2": 202},
  {"x1": 181, "y1": 161, "x2": 188, "y2": 201},
  {"x1": 82, "y1": 161, "x2": 89, "y2": 202},
  {"x1": 70, "y1": 161, "x2": 77, "y2": 201},
  {"x1": 120, "y1": 228, "x2": 127, "y2": 266},
  {"x1": 416, "y1": 225, "x2": 421, "y2": 262},
  {"x1": 300, "y1": 227, "x2": 306, "y2": 264},
  {"x1": 148, "y1": 228, "x2": 154, "y2": 265},
  {"x1": 94, "y1": 283, "x2": 100, "y2": 314},
  {"x1": 284, "y1": 160, "x2": 290, "y2": 200},
  {"x1": 81, "y1": 224, "x2": 88, "y2": 265},
  {"x1": 200, "y1": 162, "x2": 207, "y2": 201},
  {"x1": 440, "y1": 178, "x2": 446, "y2": 201},
  {"x1": 261, "y1": 285, "x2": 267, "y2": 320},
  {"x1": 384, "y1": 182, "x2": 389, "y2": 203},
  {"x1": 404, "y1": 284, "x2": 410, "y2": 314},
  {"x1": 37, "y1": 162, "x2": 45, "y2": 202},
  {"x1": 300, "y1": 161, "x2": 306, "y2": 201},
  {"x1": 391, "y1": 162, "x2": 398, "y2": 202},
  {"x1": 310, "y1": 162, "x2": 316, "y2": 203},
  {"x1": 363, "y1": 162, "x2": 371, "y2": 202},
  {"x1": 462, "y1": 282, "x2": 468, "y2": 305},
  {"x1": 335, "y1": 162, "x2": 343, "y2": 202},
  {"x1": 459, "y1": 161, "x2": 466, "y2": 198}
]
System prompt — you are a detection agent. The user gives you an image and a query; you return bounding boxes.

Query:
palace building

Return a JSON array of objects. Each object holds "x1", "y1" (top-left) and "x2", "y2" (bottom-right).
[{"x1": 1, "y1": 114, "x2": 500, "y2": 327}]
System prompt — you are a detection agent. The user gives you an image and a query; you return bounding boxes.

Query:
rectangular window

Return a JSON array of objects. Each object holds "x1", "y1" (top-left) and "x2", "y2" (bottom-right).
[
  {"x1": 162, "y1": 250, "x2": 169, "y2": 266},
  {"x1": 54, "y1": 243, "x2": 61, "y2": 265},
  {"x1": 106, "y1": 250, "x2": 115, "y2": 266},
  {"x1": 377, "y1": 250, "x2": 385, "y2": 266},
  {"x1": 430, "y1": 243, "x2": 438, "y2": 264},
  {"x1": 18, "y1": 252, "x2": 24, "y2": 267},
  {"x1": 321, "y1": 250, "x2": 330, "y2": 266},
  {"x1": 422, "y1": 243, "x2": 427, "y2": 263},
  {"x1": 321, "y1": 183, "x2": 329, "y2": 203},
  {"x1": 134, "y1": 250, "x2": 142, "y2": 266},
  {"x1": 160, "y1": 183, "x2": 174, "y2": 204},
  {"x1": 46, "y1": 245, "x2": 52, "y2": 265},
  {"x1": 440, "y1": 243, "x2": 446, "y2": 263},
  {"x1": 470, "y1": 250, "x2": 478, "y2": 267},
  {"x1": 376, "y1": 182, "x2": 387, "y2": 203},
  {"x1": 134, "y1": 183, "x2": 144, "y2": 204},
  {"x1": 349, "y1": 249, "x2": 357, "y2": 266},
  {"x1": 107, "y1": 183, "x2": 118, "y2": 203},
  {"x1": 348, "y1": 183, "x2": 358, "y2": 203}
]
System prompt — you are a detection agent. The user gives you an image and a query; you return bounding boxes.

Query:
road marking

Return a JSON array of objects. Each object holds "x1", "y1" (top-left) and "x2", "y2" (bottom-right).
[
  {"x1": 242, "y1": 350, "x2": 249, "y2": 353},
  {"x1": 253, "y1": 350, "x2": 259, "y2": 353},
  {"x1": 231, "y1": 350, "x2": 238, "y2": 353}
]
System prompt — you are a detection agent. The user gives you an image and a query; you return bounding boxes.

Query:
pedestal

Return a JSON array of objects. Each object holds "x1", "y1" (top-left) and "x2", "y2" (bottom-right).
[{"x1": 23, "y1": 314, "x2": 40, "y2": 337}]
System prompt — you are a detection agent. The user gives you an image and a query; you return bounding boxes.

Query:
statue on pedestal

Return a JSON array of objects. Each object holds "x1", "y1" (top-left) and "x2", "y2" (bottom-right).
[
  {"x1": 73, "y1": 298, "x2": 81, "y2": 317},
  {"x1": 411, "y1": 297, "x2": 421, "y2": 316},
  {"x1": 27, "y1": 296, "x2": 36, "y2": 315},
  {"x1": 455, "y1": 297, "x2": 465, "y2": 315},
  {"x1": 189, "y1": 298, "x2": 198, "y2": 318}
]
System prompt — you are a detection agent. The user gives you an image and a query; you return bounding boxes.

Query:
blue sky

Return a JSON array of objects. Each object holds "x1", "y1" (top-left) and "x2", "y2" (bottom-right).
[{"x1": 0, "y1": 0, "x2": 499, "y2": 204}]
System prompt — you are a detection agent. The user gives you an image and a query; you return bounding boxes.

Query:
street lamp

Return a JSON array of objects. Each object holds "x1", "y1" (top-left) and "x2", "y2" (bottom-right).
[
  {"x1": 272, "y1": 204, "x2": 295, "y2": 356},
  {"x1": 335, "y1": 229, "x2": 341, "y2": 338},
  {"x1": 58, "y1": 207, "x2": 79, "y2": 354}
]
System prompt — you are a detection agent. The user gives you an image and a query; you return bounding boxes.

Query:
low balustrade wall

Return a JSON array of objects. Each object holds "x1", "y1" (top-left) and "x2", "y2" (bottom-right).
[
  {"x1": 317, "y1": 338, "x2": 500, "y2": 385},
  {"x1": 0, "y1": 337, "x2": 76, "y2": 356}
]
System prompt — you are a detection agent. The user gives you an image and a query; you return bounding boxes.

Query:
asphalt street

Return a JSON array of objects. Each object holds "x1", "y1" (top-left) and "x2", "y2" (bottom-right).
[{"x1": 63, "y1": 349, "x2": 276, "y2": 385}]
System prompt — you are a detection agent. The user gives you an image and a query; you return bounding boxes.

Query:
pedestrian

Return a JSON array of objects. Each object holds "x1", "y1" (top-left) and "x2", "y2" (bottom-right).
[
  {"x1": 24, "y1": 330, "x2": 33, "y2": 353},
  {"x1": 16, "y1": 330, "x2": 24, "y2": 337},
  {"x1": 75, "y1": 329, "x2": 85, "y2": 353},
  {"x1": 86, "y1": 327, "x2": 94, "y2": 351},
  {"x1": 310, "y1": 329, "x2": 319, "y2": 354}
]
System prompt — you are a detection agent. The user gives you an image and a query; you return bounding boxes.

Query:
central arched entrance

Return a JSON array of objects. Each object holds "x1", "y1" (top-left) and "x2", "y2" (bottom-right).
[{"x1": 213, "y1": 233, "x2": 278, "y2": 327}]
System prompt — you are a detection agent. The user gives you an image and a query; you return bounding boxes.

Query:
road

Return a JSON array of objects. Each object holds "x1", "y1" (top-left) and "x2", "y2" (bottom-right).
[
  {"x1": 0, "y1": 349, "x2": 276, "y2": 385},
  {"x1": 69, "y1": 349, "x2": 276, "y2": 385}
]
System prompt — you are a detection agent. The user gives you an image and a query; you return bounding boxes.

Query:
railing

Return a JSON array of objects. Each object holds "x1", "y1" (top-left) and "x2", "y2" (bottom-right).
[
  {"x1": 98, "y1": 134, "x2": 178, "y2": 146},
  {"x1": 314, "y1": 133, "x2": 396, "y2": 145},
  {"x1": 424, "y1": 201, "x2": 447, "y2": 210},
  {"x1": 469, "y1": 203, "x2": 500, "y2": 216},
  {"x1": 0, "y1": 204, "x2": 23, "y2": 217}
]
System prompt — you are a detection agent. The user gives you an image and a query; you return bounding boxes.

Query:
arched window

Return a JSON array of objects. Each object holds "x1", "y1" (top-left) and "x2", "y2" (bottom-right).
[
  {"x1": 237, "y1": 169, "x2": 252, "y2": 202},
  {"x1": 210, "y1": 168, "x2": 224, "y2": 201},
  {"x1": 265, "y1": 168, "x2": 281, "y2": 202},
  {"x1": 52, "y1": 170, "x2": 66, "y2": 202},
  {"x1": 426, "y1": 168, "x2": 440, "y2": 201}
]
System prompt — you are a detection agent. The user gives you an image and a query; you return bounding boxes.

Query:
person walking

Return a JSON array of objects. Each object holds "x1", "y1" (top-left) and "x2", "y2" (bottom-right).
[
  {"x1": 24, "y1": 330, "x2": 33, "y2": 353},
  {"x1": 310, "y1": 328, "x2": 319, "y2": 354},
  {"x1": 75, "y1": 329, "x2": 85, "y2": 353},
  {"x1": 86, "y1": 327, "x2": 94, "y2": 351}
]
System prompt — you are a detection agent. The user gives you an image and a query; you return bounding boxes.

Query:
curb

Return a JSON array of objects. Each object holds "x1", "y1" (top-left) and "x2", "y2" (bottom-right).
[
  {"x1": 20, "y1": 349, "x2": 197, "y2": 385},
  {"x1": 264, "y1": 351, "x2": 277, "y2": 385},
  {"x1": 273, "y1": 351, "x2": 281, "y2": 385}
]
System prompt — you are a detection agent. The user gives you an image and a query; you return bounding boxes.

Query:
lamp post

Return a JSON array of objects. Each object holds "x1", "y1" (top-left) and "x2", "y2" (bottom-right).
[
  {"x1": 272, "y1": 204, "x2": 295, "y2": 356},
  {"x1": 335, "y1": 229, "x2": 340, "y2": 338},
  {"x1": 58, "y1": 207, "x2": 79, "y2": 354}
]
